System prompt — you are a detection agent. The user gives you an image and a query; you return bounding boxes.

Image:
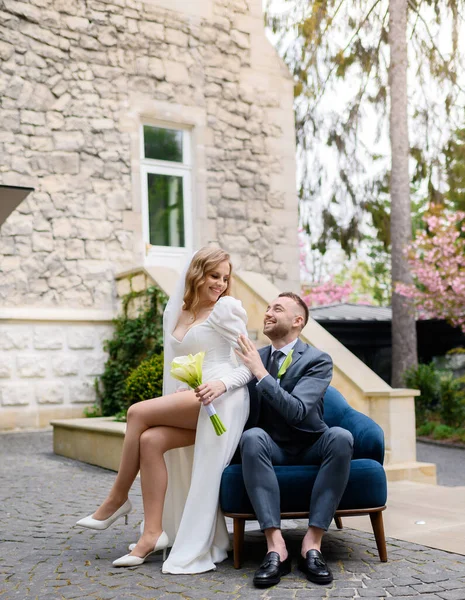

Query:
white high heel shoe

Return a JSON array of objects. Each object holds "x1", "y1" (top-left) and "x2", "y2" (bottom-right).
[
  {"x1": 75, "y1": 499, "x2": 132, "y2": 530},
  {"x1": 112, "y1": 531, "x2": 169, "y2": 567}
]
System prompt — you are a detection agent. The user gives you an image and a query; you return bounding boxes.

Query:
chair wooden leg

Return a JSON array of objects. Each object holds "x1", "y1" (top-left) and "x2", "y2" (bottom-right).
[
  {"x1": 233, "y1": 518, "x2": 245, "y2": 569},
  {"x1": 369, "y1": 510, "x2": 387, "y2": 562},
  {"x1": 334, "y1": 515, "x2": 343, "y2": 529}
]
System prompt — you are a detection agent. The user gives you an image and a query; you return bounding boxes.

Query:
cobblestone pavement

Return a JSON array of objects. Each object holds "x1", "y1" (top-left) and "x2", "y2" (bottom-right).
[
  {"x1": 416, "y1": 441, "x2": 465, "y2": 487},
  {"x1": 2, "y1": 431, "x2": 465, "y2": 600}
]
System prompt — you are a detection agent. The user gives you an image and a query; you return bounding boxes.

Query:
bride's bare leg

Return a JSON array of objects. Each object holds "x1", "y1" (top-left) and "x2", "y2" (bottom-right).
[
  {"x1": 130, "y1": 426, "x2": 196, "y2": 557},
  {"x1": 92, "y1": 391, "x2": 199, "y2": 520}
]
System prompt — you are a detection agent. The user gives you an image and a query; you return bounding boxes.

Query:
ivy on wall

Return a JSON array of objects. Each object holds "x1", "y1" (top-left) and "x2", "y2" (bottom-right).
[{"x1": 93, "y1": 285, "x2": 167, "y2": 417}]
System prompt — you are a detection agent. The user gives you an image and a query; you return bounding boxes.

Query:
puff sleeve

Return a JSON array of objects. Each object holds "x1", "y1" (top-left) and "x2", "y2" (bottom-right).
[{"x1": 209, "y1": 296, "x2": 254, "y2": 391}]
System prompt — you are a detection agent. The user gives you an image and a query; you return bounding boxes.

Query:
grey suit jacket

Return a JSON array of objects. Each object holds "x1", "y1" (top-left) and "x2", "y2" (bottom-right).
[{"x1": 244, "y1": 338, "x2": 333, "y2": 436}]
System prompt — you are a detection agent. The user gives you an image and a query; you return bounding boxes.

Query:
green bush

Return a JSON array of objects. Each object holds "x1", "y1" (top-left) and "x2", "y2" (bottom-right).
[
  {"x1": 432, "y1": 424, "x2": 455, "y2": 440},
  {"x1": 438, "y1": 373, "x2": 465, "y2": 428},
  {"x1": 125, "y1": 353, "x2": 164, "y2": 409},
  {"x1": 404, "y1": 362, "x2": 465, "y2": 430},
  {"x1": 95, "y1": 285, "x2": 167, "y2": 416},
  {"x1": 403, "y1": 362, "x2": 441, "y2": 424},
  {"x1": 416, "y1": 421, "x2": 436, "y2": 436}
]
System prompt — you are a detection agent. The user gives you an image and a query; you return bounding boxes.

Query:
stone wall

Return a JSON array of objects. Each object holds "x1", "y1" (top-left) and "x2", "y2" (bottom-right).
[
  {"x1": 0, "y1": 0, "x2": 300, "y2": 313},
  {"x1": 0, "y1": 319, "x2": 113, "y2": 428}
]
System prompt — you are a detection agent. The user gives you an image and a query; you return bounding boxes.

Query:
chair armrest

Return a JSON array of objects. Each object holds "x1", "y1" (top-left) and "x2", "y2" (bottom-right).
[{"x1": 340, "y1": 410, "x2": 385, "y2": 464}]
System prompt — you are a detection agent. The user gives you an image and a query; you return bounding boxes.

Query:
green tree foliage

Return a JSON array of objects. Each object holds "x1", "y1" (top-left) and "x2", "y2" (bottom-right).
[
  {"x1": 445, "y1": 127, "x2": 465, "y2": 211},
  {"x1": 266, "y1": 0, "x2": 465, "y2": 255}
]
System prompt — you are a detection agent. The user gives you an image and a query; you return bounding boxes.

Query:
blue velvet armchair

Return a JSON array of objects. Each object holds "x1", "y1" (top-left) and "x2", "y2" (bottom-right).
[{"x1": 220, "y1": 386, "x2": 388, "y2": 568}]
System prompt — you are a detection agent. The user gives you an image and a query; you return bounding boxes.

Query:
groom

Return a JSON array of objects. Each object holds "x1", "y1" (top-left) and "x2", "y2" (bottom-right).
[{"x1": 235, "y1": 292, "x2": 353, "y2": 588}]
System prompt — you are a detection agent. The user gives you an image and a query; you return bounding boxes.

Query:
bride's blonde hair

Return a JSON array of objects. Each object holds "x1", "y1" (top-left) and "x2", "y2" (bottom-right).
[{"x1": 183, "y1": 247, "x2": 232, "y2": 315}]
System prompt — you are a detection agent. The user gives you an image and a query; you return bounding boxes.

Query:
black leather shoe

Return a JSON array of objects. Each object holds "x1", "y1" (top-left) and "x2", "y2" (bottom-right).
[
  {"x1": 253, "y1": 551, "x2": 292, "y2": 587},
  {"x1": 298, "y1": 549, "x2": 333, "y2": 584}
]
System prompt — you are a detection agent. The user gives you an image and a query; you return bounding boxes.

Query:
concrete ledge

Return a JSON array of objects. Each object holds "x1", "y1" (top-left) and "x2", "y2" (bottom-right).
[
  {"x1": 51, "y1": 417, "x2": 436, "y2": 483},
  {"x1": 52, "y1": 417, "x2": 125, "y2": 472}
]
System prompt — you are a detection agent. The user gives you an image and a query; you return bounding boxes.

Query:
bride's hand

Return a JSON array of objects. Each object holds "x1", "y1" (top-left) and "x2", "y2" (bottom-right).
[{"x1": 195, "y1": 380, "x2": 226, "y2": 405}]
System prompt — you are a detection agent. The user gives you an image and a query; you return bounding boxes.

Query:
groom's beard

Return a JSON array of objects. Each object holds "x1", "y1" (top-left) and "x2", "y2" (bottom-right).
[{"x1": 263, "y1": 322, "x2": 290, "y2": 342}]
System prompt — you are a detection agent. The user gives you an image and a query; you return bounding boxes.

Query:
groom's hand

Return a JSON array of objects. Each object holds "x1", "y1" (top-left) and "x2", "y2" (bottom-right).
[
  {"x1": 195, "y1": 380, "x2": 226, "y2": 405},
  {"x1": 235, "y1": 334, "x2": 268, "y2": 380}
]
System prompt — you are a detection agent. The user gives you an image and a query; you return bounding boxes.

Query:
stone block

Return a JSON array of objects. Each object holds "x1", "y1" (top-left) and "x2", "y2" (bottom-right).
[
  {"x1": 52, "y1": 355, "x2": 80, "y2": 376},
  {"x1": 91, "y1": 118, "x2": 114, "y2": 131},
  {"x1": 0, "y1": 327, "x2": 30, "y2": 350},
  {"x1": 130, "y1": 273, "x2": 146, "y2": 292},
  {"x1": 217, "y1": 200, "x2": 246, "y2": 219},
  {"x1": 53, "y1": 131, "x2": 85, "y2": 151},
  {"x1": 165, "y1": 28, "x2": 188, "y2": 46},
  {"x1": 65, "y1": 238, "x2": 85, "y2": 259},
  {"x1": 52, "y1": 217, "x2": 74, "y2": 238},
  {"x1": 32, "y1": 232, "x2": 54, "y2": 252},
  {"x1": 20, "y1": 110, "x2": 45, "y2": 126},
  {"x1": 244, "y1": 225, "x2": 261, "y2": 242},
  {"x1": 82, "y1": 353, "x2": 107, "y2": 376},
  {"x1": 46, "y1": 111, "x2": 65, "y2": 129},
  {"x1": 0, "y1": 40, "x2": 14, "y2": 61},
  {"x1": 36, "y1": 381, "x2": 65, "y2": 404},
  {"x1": 164, "y1": 60, "x2": 189, "y2": 83},
  {"x1": 29, "y1": 136, "x2": 54, "y2": 152},
  {"x1": 69, "y1": 380, "x2": 97, "y2": 403},
  {"x1": 222, "y1": 181, "x2": 240, "y2": 200},
  {"x1": 139, "y1": 21, "x2": 164, "y2": 40},
  {"x1": 1, "y1": 256, "x2": 21, "y2": 271},
  {"x1": 33, "y1": 327, "x2": 63, "y2": 350},
  {"x1": 85, "y1": 240, "x2": 106, "y2": 260},
  {"x1": 0, "y1": 212, "x2": 33, "y2": 236},
  {"x1": 221, "y1": 234, "x2": 250, "y2": 253},
  {"x1": 64, "y1": 16, "x2": 90, "y2": 31},
  {"x1": 67, "y1": 328, "x2": 96, "y2": 350},
  {"x1": 116, "y1": 277, "x2": 131, "y2": 297},
  {"x1": 17, "y1": 355, "x2": 48, "y2": 378},
  {"x1": 231, "y1": 29, "x2": 250, "y2": 49},
  {"x1": 74, "y1": 219, "x2": 113, "y2": 241},
  {"x1": 0, "y1": 382, "x2": 31, "y2": 406},
  {"x1": 106, "y1": 190, "x2": 131, "y2": 211},
  {"x1": 0, "y1": 355, "x2": 13, "y2": 378},
  {"x1": 45, "y1": 152, "x2": 80, "y2": 174}
]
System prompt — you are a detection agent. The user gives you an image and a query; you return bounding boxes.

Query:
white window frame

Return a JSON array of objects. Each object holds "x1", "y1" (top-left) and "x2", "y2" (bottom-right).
[{"x1": 140, "y1": 123, "x2": 193, "y2": 268}]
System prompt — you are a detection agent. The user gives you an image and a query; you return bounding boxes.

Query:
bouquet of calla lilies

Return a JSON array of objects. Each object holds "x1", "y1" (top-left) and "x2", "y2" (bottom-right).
[{"x1": 170, "y1": 351, "x2": 227, "y2": 436}]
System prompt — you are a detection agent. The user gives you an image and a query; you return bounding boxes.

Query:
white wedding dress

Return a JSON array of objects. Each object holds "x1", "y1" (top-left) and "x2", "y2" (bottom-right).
[{"x1": 160, "y1": 296, "x2": 251, "y2": 574}]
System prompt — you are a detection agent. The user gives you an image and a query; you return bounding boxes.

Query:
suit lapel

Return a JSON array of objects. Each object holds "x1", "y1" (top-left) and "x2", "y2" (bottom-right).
[{"x1": 279, "y1": 338, "x2": 307, "y2": 381}]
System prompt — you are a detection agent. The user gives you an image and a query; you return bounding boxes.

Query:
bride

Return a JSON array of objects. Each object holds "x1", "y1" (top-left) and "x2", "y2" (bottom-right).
[{"x1": 76, "y1": 247, "x2": 252, "y2": 573}]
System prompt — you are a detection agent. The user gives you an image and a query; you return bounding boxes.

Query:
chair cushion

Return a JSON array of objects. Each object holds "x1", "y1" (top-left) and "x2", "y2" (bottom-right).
[{"x1": 220, "y1": 459, "x2": 387, "y2": 515}]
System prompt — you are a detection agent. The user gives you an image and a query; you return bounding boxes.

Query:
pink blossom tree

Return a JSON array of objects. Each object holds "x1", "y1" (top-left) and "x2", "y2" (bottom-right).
[
  {"x1": 397, "y1": 211, "x2": 465, "y2": 332},
  {"x1": 302, "y1": 281, "x2": 354, "y2": 307}
]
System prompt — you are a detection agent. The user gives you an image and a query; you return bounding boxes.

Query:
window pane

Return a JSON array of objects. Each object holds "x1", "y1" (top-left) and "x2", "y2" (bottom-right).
[
  {"x1": 147, "y1": 173, "x2": 185, "y2": 247},
  {"x1": 144, "y1": 126, "x2": 183, "y2": 162}
]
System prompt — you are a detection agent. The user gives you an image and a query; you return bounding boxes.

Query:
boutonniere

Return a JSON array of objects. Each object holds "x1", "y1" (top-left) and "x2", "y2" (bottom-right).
[{"x1": 277, "y1": 349, "x2": 294, "y2": 382}]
